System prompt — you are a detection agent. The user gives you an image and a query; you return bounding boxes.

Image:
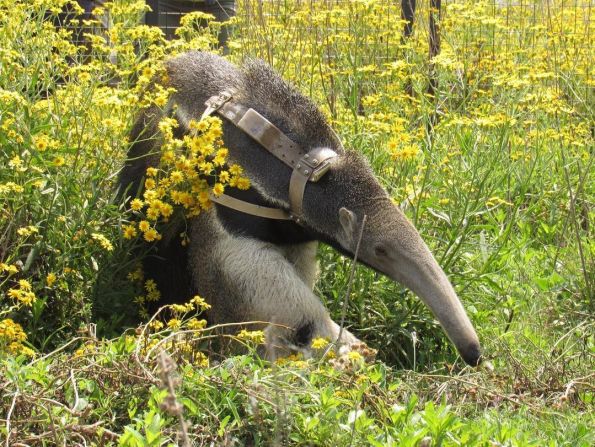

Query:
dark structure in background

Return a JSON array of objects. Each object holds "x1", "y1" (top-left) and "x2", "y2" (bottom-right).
[
  {"x1": 401, "y1": 0, "x2": 416, "y2": 97},
  {"x1": 400, "y1": 0, "x2": 442, "y2": 99},
  {"x1": 401, "y1": 0, "x2": 416, "y2": 40},
  {"x1": 64, "y1": 1, "x2": 235, "y2": 49},
  {"x1": 428, "y1": 0, "x2": 442, "y2": 97},
  {"x1": 144, "y1": 0, "x2": 236, "y2": 47}
]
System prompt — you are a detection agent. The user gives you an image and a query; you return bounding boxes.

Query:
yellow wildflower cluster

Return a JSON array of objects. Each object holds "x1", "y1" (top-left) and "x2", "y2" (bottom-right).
[
  {"x1": 167, "y1": 318, "x2": 181, "y2": 329},
  {"x1": 187, "y1": 317, "x2": 208, "y2": 330},
  {"x1": 0, "y1": 182, "x2": 24, "y2": 195},
  {"x1": 17, "y1": 226, "x2": 39, "y2": 237},
  {"x1": 190, "y1": 294, "x2": 211, "y2": 311},
  {"x1": 124, "y1": 116, "x2": 251, "y2": 246},
  {"x1": 390, "y1": 144, "x2": 419, "y2": 162},
  {"x1": 32, "y1": 133, "x2": 59, "y2": 152},
  {"x1": 486, "y1": 196, "x2": 514, "y2": 208},
  {"x1": 165, "y1": 296, "x2": 210, "y2": 330},
  {"x1": 74, "y1": 341, "x2": 96, "y2": 357},
  {"x1": 276, "y1": 353, "x2": 309, "y2": 369},
  {"x1": 144, "y1": 279, "x2": 161, "y2": 303},
  {"x1": 0, "y1": 318, "x2": 34, "y2": 356},
  {"x1": 142, "y1": 294, "x2": 211, "y2": 332},
  {"x1": 236, "y1": 329, "x2": 266, "y2": 345},
  {"x1": 0, "y1": 0, "x2": 228, "y2": 351},
  {"x1": 7, "y1": 279, "x2": 36, "y2": 306},
  {"x1": 91, "y1": 232, "x2": 114, "y2": 251},
  {"x1": 0, "y1": 262, "x2": 19, "y2": 275}
]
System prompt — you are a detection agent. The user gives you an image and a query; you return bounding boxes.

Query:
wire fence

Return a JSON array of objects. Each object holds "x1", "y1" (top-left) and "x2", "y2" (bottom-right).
[
  {"x1": 50, "y1": 0, "x2": 592, "y2": 114},
  {"x1": 233, "y1": 0, "x2": 593, "y2": 64}
]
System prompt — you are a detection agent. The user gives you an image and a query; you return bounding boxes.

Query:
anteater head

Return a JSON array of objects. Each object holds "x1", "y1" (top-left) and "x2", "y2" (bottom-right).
[{"x1": 301, "y1": 152, "x2": 482, "y2": 366}]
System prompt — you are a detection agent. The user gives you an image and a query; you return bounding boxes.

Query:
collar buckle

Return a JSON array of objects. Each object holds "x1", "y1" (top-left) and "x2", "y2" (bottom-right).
[
  {"x1": 294, "y1": 148, "x2": 337, "y2": 182},
  {"x1": 202, "y1": 89, "x2": 236, "y2": 119}
]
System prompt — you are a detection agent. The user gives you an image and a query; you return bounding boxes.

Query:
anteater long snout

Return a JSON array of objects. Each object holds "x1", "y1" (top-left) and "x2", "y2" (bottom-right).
[
  {"x1": 364, "y1": 215, "x2": 482, "y2": 366},
  {"x1": 402, "y1": 252, "x2": 482, "y2": 366}
]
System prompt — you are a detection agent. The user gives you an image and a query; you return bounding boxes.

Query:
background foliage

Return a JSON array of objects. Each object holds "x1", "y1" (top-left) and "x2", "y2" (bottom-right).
[{"x1": 0, "y1": 0, "x2": 593, "y2": 445}]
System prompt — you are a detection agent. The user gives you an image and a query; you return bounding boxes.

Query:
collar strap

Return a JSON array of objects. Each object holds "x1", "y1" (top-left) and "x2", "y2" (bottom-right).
[
  {"x1": 209, "y1": 193, "x2": 291, "y2": 220},
  {"x1": 200, "y1": 90, "x2": 338, "y2": 223}
]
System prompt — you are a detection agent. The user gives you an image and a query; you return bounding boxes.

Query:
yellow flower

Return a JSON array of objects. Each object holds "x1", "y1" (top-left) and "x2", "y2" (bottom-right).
[
  {"x1": 170, "y1": 170, "x2": 184, "y2": 184},
  {"x1": 212, "y1": 182, "x2": 225, "y2": 196},
  {"x1": 8, "y1": 287, "x2": 36, "y2": 306},
  {"x1": 130, "y1": 198, "x2": 144, "y2": 211},
  {"x1": 0, "y1": 263, "x2": 18, "y2": 275},
  {"x1": 159, "y1": 202, "x2": 173, "y2": 219},
  {"x1": 0, "y1": 319, "x2": 27, "y2": 342},
  {"x1": 146, "y1": 167, "x2": 158, "y2": 177},
  {"x1": 146, "y1": 288, "x2": 161, "y2": 302},
  {"x1": 143, "y1": 228, "x2": 160, "y2": 242},
  {"x1": 170, "y1": 303, "x2": 194, "y2": 313},
  {"x1": 229, "y1": 164, "x2": 243, "y2": 176},
  {"x1": 213, "y1": 155, "x2": 226, "y2": 167},
  {"x1": 46, "y1": 273, "x2": 57, "y2": 287},
  {"x1": 149, "y1": 320, "x2": 164, "y2": 331},
  {"x1": 236, "y1": 329, "x2": 265, "y2": 345},
  {"x1": 190, "y1": 295, "x2": 211, "y2": 310},
  {"x1": 311, "y1": 337, "x2": 330, "y2": 350},
  {"x1": 387, "y1": 138, "x2": 399, "y2": 152},
  {"x1": 145, "y1": 280, "x2": 157, "y2": 293},
  {"x1": 391, "y1": 144, "x2": 419, "y2": 161},
  {"x1": 33, "y1": 134, "x2": 49, "y2": 151},
  {"x1": 167, "y1": 318, "x2": 181, "y2": 329},
  {"x1": 53, "y1": 156, "x2": 65, "y2": 167},
  {"x1": 18, "y1": 279, "x2": 32, "y2": 290},
  {"x1": 122, "y1": 224, "x2": 137, "y2": 239},
  {"x1": 138, "y1": 220, "x2": 150, "y2": 232},
  {"x1": 161, "y1": 149, "x2": 175, "y2": 164},
  {"x1": 194, "y1": 351, "x2": 209, "y2": 368},
  {"x1": 128, "y1": 267, "x2": 144, "y2": 282},
  {"x1": 17, "y1": 226, "x2": 39, "y2": 237},
  {"x1": 347, "y1": 351, "x2": 363, "y2": 362},
  {"x1": 236, "y1": 177, "x2": 250, "y2": 190},
  {"x1": 91, "y1": 233, "x2": 114, "y2": 251},
  {"x1": 8, "y1": 155, "x2": 23, "y2": 169},
  {"x1": 146, "y1": 206, "x2": 160, "y2": 221},
  {"x1": 194, "y1": 120, "x2": 209, "y2": 132},
  {"x1": 276, "y1": 353, "x2": 303, "y2": 365},
  {"x1": 187, "y1": 318, "x2": 207, "y2": 330}
]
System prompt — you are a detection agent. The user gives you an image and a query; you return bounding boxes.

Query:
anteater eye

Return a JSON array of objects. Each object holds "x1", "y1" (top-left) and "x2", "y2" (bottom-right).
[{"x1": 374, "y1": 245, "x2": 388, "y2": 258}]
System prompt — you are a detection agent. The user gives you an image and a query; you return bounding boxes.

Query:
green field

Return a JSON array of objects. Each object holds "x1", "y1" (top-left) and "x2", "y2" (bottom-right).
[{"x1": 1, "y1": 0, "x2": 593, "y2": 445}]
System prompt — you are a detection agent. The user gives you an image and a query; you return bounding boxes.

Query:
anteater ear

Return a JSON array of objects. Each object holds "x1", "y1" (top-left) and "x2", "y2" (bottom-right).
[{"x1": 339, "y1": 207, "x2": 358, "y2": 243}]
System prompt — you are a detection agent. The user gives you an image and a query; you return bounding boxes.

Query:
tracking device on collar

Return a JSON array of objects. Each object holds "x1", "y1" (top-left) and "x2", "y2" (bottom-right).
[{"x1": 200, "y1": 89, "x2": 338, "y2": 223}]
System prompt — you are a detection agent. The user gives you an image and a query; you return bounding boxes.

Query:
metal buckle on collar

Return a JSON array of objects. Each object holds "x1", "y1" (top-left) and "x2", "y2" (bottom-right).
[
  {"x1": 294, "y1": 148, "x2": 337, "y2": 182},
  {"x1": 288, "y1": 147, "x2": 337, "y2": 221},
  {"x1": 202, "y1": 89, "x2": 236, "y2": 120}
]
